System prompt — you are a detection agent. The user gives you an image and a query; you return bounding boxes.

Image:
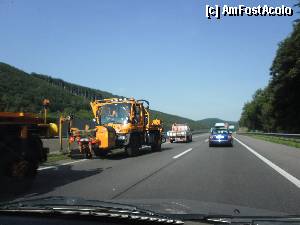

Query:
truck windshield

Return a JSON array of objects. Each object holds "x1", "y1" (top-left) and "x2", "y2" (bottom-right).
[{"x1": 99, "y1": 103, "x2": 131, "y2": 125}]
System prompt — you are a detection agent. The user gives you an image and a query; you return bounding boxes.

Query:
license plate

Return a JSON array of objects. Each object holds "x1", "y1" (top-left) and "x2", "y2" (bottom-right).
[{"x1": 216, "y1": 135, "x2": 224, "y2": 139}]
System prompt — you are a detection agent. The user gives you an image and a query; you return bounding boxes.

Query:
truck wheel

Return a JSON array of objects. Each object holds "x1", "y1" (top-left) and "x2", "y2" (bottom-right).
[
  {"x1": 30, "y1": 136, "x2": 47, "y2": 162},
  {"x1": 10, "y1": 159, "x2": 38, "y2": 178},
  {"x1": 20, "y1": 136, "x2": 40, "y2": 178},
  {"x1": 93, "y1": 147, "x2": 108, "y2": 158},
  {"x1": 82, "y1": 145, "x2": 91, "y2": 159},
  {"x1": 126, "y1": 144, "x2": 138, "y2": 157},
  {"x1": 151, "y1": 143, "x2": 161, "y2": 151},
  {"x1": 0, "y1": 136, "x2": 38, "y2": 179},
  {"x1": 185, "y1": 136, "x2": 188, "y2": 143},
  {"x1": 7, "y1": 152, "x2": 38, "y2": 178},
  {"x1": 126, "y1": 135, "x2": 139, "y2": 157},
  {"x1": 190, "y1": 135, "x2": 193, "y2": 142},
  {"x1": 151, "y1": 134, "x2": 162, "y2": 152},
  {"x1": 170, "y1": 139, "x2": 174, "y2": 143}
]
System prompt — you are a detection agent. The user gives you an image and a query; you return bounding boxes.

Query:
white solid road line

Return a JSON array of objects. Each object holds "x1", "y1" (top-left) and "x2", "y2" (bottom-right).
[
  {"x1": 38, "y1": 166, "x2": 55, "y2": 171},
  {"x1": 235, "y1": 137, "x2": 300, "y2": 189},
  {"x1": 173, "y1": 148, "x2": 193, "y2": 159},
  {"x1": 38, "y1": 159, "x2": 88, "y2": 171}
]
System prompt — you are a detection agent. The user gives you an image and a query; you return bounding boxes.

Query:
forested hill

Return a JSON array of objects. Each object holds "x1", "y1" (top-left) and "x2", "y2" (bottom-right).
[
  {"x1": 0, "y1": 62, "x2": 89, "y2": 115},
  {"x1": 0, "y1": 62, "x2": 214, "y2": 130},
  {"x1": 198, "y1": 118, "x2": 238, "y2": 128},
  {"x1": 31, "y1": 73, "x2": 120, "y2": 101}
]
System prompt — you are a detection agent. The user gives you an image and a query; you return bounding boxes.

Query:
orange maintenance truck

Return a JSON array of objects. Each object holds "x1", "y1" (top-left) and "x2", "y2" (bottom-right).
[{"x1": 70, "y1": 98, "x2": 164, "y2": 157}]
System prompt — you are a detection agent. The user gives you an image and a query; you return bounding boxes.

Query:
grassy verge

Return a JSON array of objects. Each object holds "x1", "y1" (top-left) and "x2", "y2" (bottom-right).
[
  {"x1": 246, "y1": 134, "x2": 300, "y2": 148},
  {"x1": 46, "y1": 153, "x2": 71, "y2": 163}
]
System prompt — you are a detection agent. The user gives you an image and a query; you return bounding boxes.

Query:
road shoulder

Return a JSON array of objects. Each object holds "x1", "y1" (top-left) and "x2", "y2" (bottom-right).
[{"x1": 236, "y1": 135, "x2": 300, "y2": 181}]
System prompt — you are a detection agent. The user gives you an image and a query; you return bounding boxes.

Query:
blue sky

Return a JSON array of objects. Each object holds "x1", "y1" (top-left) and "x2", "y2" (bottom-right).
[{"x1": 0, "y1": 0, "x2": 298, "y2": 121}]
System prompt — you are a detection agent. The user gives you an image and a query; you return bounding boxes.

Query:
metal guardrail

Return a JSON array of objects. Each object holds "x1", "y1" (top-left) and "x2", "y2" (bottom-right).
[{"x1": 237, "y1": 132, "x2": 300, "y2": 139}]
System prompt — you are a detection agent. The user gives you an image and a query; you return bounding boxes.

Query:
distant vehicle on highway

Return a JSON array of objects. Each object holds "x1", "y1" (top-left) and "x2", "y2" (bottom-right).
[
  {"x1": 209, "y1": 128, "x2": 233, "y2": 147},
  {"x1": 167, "y1": 123, "x2": 192, "y2": 143},
  {"x1": 214, "y1": 122, "x2": 226, "y2": 129},
  {"x1": 228, "y1": 125, "x2": 235, "y2": 133}
]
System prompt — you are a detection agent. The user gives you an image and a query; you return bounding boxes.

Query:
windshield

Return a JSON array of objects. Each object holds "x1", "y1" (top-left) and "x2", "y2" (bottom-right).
[
  {"x1": 1, "y1": 0, "x2": 300, "y2": 221},
  {"x1": 99, "y1": 103, "x2": 131, "y2": 125}
]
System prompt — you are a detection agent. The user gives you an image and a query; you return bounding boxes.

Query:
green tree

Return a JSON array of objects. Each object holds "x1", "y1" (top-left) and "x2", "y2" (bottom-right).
[
  {"x1": 240, "y1": 6, "x2": 300, "y2": 133},
  {"x1": 269, "y1": 21, "x2": 300, "y2": 132}
]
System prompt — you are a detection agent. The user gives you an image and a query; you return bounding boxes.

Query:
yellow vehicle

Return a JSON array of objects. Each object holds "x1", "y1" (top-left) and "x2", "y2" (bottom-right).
[
  {"x1": 0, "y1": 112, "x2": 57, "y2": 178},
  {"x1": 89, "y1": 98, "x2": 163, "y2": 157}
]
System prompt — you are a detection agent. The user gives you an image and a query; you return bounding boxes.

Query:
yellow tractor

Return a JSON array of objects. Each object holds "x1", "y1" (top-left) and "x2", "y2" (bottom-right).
[{"x1": 88, "y1": 98, "x2": 163, "y2": 157}]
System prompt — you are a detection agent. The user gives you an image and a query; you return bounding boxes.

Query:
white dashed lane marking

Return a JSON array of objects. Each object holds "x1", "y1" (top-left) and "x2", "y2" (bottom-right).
[{"x1": 173, "y1": 148, "x2": 193, "y2": 159}]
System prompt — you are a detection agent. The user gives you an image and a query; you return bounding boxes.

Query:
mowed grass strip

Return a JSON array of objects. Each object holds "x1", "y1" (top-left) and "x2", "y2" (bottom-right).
[
  {"x1": 46, "y1": 153, "x2": 71, "y2": 163},
  {"x1": 246, "y1": 134, "x2": 300, "y2": 148}
]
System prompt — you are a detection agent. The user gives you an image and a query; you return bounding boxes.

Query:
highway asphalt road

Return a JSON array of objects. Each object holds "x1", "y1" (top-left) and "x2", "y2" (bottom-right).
[{"x1": 3, "y1": 134, "x2": 300, "y2": 216}]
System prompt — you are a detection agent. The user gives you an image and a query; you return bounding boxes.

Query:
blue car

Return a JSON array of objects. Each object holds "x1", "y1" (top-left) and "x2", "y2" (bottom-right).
[{"x1": 209, "y1": 128, "x2": 233, "y2": 147}]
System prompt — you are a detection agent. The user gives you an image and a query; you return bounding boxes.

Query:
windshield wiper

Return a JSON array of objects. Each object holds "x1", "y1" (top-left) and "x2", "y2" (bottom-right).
[
  {"x1": 0, "y1": 196, "x2": 140, "y2": 211},
  {"x1": 3, "y1": 197, "x2": 300, "y2": 224},
  {"x1": 0, "y1": 196, "x2": 184, "y2": 224},
  {"x1": 184, "y1": 214, "x2": 300, "y2": 224}
]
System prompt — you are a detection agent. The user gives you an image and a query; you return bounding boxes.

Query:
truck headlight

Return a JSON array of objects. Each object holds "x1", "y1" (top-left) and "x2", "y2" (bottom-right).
[{"x1": 118, "y1": 135, "x2": 126, "y2": 140}]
